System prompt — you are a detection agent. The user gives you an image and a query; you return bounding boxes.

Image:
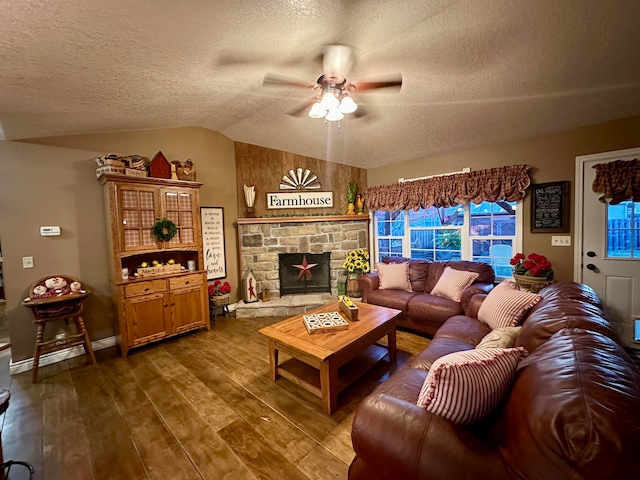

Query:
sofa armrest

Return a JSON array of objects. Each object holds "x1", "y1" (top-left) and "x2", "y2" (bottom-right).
[
  {"x1": 465, "y1": 293, "x2": 488, "y2": 317},
  {"x1": 351, "y1": 394, "x2": 510, "y2": 480},
  {"x1": 460, "y1": 282, "x2": 493, "y2": 312},
  {"x1": 359, "y1": 272, "x2": 380, "y2": 303}
]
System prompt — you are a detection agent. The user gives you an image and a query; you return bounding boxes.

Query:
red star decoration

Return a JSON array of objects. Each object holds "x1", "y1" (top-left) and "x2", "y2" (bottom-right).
[{"x1": 293, "y1": 255, "x2": 318, "y2": 280}]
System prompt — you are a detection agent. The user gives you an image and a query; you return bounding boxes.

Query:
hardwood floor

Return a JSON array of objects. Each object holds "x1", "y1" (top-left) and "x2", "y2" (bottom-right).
[{"x1": 0, "y1": 315, "x2": 430, "y2": 480}]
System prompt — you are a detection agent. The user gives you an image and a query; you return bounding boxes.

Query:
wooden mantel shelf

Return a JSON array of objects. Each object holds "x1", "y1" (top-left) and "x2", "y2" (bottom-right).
[{"x1": 236, "y1": 215, "x2": 370, "y2": 225}]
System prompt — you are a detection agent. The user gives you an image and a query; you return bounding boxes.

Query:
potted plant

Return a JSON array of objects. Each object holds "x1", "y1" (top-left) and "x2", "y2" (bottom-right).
[
  {"x1": 343, "y1": 248, "x2": 371, "y2": 297},
  {"x1": 510, "y1": 252, "x2": 554, "y2": 292},
  {"x1": 208, "y1": 280, "x2": 231, "y2": 305}
]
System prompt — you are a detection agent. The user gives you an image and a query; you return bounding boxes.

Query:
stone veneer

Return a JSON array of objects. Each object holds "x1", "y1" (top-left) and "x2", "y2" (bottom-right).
[{"x1": 236, "y1": 216, "x2": 370, "y2": 311}]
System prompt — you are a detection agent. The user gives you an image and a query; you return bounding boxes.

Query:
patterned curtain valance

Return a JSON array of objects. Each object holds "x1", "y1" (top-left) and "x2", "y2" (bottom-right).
[
  {"x1": 364, "y1": 164, "x2": 532, "y2": 211},
  {"x1": 592, "y1": 159, "x2": 640, "y2": 205}
]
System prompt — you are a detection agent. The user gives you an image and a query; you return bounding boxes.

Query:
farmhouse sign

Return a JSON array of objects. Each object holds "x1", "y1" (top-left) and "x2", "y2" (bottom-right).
[{"x1": 266, "y1": 191, "x2": 334, "y2": 209}]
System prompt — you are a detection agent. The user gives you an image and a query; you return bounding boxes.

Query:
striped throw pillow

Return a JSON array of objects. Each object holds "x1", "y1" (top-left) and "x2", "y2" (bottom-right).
[
  {"x1": 477, "y1": 281, "x2": 542, "y2": 329},
  {"x1": 430, "y1": 266, "x2": 479, "y2": 302},
  {"x1": 417, "y1": 347, "x2": 527, "y2": 425}
]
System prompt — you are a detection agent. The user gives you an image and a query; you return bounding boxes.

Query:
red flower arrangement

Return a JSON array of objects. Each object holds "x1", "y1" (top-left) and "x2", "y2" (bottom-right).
[
  {"x1": 208, "y1": 280, "x2": 231, "y2": 296},
  {"x1": 510, "y1": 253, "x2": 554, "y2": 279}
]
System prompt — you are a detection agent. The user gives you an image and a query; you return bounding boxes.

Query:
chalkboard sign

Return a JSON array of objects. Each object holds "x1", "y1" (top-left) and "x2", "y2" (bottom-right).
[
  {"x1": 200, "y1": 207, "x2": 227, "y2": 279},
  {"x1": 531, "y1": 181, "x2": 570, "y2": 232}
]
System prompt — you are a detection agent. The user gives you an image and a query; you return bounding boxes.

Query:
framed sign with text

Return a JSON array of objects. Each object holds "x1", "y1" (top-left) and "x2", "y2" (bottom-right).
[
  {"x1": 530, "y1": 181, "x2": 570, "y2": 233},
  {"x1": 200, "y1": 207, "x2": 226, "y2": 279}
]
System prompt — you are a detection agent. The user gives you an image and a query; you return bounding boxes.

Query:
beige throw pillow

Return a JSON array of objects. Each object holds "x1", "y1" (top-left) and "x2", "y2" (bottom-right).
[
  {"x1": 476, "y1": 326, "x2": 522, "y2": 349},
  {"x1": 377, "y1": 262, "x2": 412, "y2": 291}
]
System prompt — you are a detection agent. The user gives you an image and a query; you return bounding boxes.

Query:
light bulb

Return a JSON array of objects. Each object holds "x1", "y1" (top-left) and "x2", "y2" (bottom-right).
[
  {"x1": 309, "y1": 102, "x2": 327, "y2": 118},
  {"x1": 339, "y1": 96, "x2": 357, "y2": 114},
  {"x1": 320, "y1": 91, "x2": 339, "y2": 110},
  {"x1": 325, "y1": 109, "x2": 344, "y2": 122}
]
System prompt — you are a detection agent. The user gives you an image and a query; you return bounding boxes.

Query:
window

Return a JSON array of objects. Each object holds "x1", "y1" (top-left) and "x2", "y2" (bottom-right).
[
  {"x1": 607, "y1": 200, "x2": 640, "y2": 258},
  {"x1": 373, "y1": 201, "x2": 521, "y2": 279}
]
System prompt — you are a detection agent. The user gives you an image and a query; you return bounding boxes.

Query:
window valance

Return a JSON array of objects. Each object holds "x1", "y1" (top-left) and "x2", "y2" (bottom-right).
[
  {"x1": 364, "y1": 164, "x2": 532, "y2": 211},
  {"x1": 592, "y1": 159, "x2": 640, "y2": 205}
]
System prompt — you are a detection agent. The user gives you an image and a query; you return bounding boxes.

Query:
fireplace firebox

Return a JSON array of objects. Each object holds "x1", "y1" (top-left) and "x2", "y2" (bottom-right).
[{"x1": 279, "y1": 253, "x2": 331, "y2": 295}]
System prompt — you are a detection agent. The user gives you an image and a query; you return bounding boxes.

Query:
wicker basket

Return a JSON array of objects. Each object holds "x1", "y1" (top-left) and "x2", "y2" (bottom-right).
[
  {"x1": 513, "y1": 274, "x2": 551, "y2": 293},
  {"x1": 211, "y1": 293, "x2": 230, "y2": 306}
]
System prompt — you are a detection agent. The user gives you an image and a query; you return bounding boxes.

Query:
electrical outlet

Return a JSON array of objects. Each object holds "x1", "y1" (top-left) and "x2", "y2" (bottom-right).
[
  {"x1": 551, "y1": 236, "x2": 571, "y2": 246},
  {"x1": 22, "y1": 256, "x2": 34, "y2": 268}
]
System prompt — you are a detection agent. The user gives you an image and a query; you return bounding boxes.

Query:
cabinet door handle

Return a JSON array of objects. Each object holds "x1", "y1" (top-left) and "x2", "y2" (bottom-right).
[
  {"x1": 144, "y1": 288, "x2": 150, "y2": 292},
  {"x1": 185, "y1": 281, "x2": 190, "y2": 285}
]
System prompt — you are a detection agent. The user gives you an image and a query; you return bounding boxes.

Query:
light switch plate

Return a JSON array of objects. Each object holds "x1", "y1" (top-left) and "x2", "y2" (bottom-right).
[
  {"x1": 22, "y1": 256, "x2": 34, "y2": 268},
  {"x1": 551, "y1": 235, "x2": 571, "y2": 246}
]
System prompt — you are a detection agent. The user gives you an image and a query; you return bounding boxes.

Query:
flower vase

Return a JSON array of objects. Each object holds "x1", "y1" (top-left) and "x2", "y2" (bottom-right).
[
  {"x1": 347, "y1": 203, "x2": 355, "y2": 215},
  {"x1": 513, "y1": 274, "x2": 551, "y2": 293},
  {"x1": 346, "y1": 271, "x2": 362, "y2": 297}
]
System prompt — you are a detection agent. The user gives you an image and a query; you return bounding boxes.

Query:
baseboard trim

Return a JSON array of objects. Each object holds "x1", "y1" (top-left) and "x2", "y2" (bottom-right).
[{"x1": 9, "y1": 336, "x2": 117, "y2": 376}]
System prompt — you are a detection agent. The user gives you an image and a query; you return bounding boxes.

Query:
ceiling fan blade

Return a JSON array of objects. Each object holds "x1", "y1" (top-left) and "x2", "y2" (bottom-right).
[
  {"x1": 349, "y1": 75, "x2": 403, "y2": 92},
  {"x1": 288, "y1": 98, "x2": 317, "y2": 117},
  {"x1": 263, "y1": 74, "x2": 316, "y2": 89}
]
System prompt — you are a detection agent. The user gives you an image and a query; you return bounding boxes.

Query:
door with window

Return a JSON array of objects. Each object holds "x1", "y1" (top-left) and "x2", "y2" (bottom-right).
[{"x1": 577, "y1": 147, "x2": 640, "y2": 349}]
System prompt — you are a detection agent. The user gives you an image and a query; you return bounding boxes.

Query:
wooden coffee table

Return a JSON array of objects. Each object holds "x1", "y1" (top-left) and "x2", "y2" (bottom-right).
[{"x1": 258, "y1": 301, "x2": 400, "y2": 414}]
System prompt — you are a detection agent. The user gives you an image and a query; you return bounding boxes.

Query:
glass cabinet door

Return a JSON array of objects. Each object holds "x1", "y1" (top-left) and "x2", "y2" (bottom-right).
[
  {"x1": 162, "y1": 189, "x2": 197, "y2": 247},
  {"x1": 119, "y1": 187, "x2": 158, "y2": 251}
]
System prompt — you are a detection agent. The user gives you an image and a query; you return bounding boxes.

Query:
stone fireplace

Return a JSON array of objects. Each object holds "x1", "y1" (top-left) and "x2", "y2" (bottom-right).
[{"x1": 236, "y1": 216, "x2": 370, "y2": 306}]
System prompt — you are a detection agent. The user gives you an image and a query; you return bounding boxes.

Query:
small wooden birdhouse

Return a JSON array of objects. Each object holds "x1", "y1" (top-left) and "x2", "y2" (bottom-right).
[
  {"x1": 242, "y1": 269, "x2": 259, "y2": 303},
  {"x1": 149, "y1": 151, "x2": 171, "y2": 179}
]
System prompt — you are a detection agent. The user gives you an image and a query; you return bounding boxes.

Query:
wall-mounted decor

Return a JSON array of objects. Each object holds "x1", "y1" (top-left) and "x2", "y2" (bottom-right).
[
  {"x1": 200, "y1": 207, "x2": 226, "y2": 279},
  {"x1": 266, "y1": 191, "x2": 334, "y2": 209},
  {"x1": 280, "y1": 168, "x2": 321, "y2": 190},
  {"x1": 531, "y1": 181, "x2": 570, "y2": 232}
]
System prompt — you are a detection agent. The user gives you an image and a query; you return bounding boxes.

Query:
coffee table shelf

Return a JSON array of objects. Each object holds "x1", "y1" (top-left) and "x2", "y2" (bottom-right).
[{"x1": 278, "y1": 343, "x2": 389, "y2": 397}]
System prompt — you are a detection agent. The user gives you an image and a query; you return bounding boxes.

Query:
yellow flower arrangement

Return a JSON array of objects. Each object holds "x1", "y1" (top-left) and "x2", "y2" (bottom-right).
[{"x1": 343, "y1": 248, "x2": 371, "y2": 273}]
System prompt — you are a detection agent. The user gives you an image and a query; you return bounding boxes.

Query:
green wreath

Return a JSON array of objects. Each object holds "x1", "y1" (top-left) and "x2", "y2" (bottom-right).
[{"x1": 153, "y1": 218, "x2": 177, "y2": 241}]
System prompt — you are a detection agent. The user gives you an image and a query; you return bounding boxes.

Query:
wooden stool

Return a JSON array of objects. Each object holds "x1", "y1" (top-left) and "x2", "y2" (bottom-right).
[{"x1": 22, "y1": 275, "x2": 96, "y2": 383}]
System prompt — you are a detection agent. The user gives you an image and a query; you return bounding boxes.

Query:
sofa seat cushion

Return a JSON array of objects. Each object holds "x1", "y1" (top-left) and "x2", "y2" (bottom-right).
[
  {"x1": 434, "y1": 315, "x2": 492, "y2": 346},
  {"x1": 407, "y1": 293, "x2": 463, "y2": 325},
  {"x1": 372, "y1": 367, "x2": 428, "y2": 404},
  {"x1": 366, "y1": 289, "x2": 417, "y2": 312},
  {"x1": 497, "y1": 328, "x2": 640, "y2": 479},
  {"x1": 409, "y1": 337, "x2": 475, "y2": 370},
  {"x1": 417, "y1": 347, "x2": 527, "y2": 425}
]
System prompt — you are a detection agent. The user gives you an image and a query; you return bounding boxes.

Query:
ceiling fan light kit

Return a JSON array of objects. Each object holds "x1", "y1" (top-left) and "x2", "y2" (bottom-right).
[{"x1": 263, "y1": 44, "x2": 401, "y2": 123}]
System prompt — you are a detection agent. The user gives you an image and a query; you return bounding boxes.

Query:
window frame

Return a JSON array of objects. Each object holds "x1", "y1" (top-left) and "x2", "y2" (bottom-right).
[{"x1": 372, "y1": 201, "x2": 523, "y2": 280}]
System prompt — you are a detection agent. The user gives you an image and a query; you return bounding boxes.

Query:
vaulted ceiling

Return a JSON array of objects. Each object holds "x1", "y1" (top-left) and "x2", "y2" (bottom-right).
[{"x1": 1, "y1": 0, "x2": 639, "y2": 168}]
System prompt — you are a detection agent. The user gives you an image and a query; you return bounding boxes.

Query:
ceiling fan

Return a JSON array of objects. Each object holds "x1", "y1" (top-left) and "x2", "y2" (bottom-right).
[{"x1": 263, "y1": 44, "x2": 402, "y2": 121}]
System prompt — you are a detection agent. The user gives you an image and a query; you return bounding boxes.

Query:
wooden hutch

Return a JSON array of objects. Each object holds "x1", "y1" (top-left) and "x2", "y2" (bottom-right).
[{"x1": 99, "y1": 174, "x2": 209, "y2": 356}]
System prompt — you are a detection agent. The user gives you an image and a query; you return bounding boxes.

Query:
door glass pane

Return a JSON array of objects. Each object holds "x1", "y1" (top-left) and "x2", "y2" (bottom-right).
[{"x1": 607, "y1": 200, "x2": 639, "y2": 258}]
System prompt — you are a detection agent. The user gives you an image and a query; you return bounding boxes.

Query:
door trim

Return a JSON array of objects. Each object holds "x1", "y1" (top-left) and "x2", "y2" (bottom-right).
[{"x1": 574, "y1": 147, "x2": 640, "y2": 282}]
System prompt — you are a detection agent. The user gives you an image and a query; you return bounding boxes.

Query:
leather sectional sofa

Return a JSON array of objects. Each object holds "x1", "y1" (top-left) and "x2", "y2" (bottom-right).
[
  {"x1": 359, "y1": 257, "x2": 495, "y2": 336},
  {"x1": 350, "y1": 282, "x2": 640, "y2": 479}
]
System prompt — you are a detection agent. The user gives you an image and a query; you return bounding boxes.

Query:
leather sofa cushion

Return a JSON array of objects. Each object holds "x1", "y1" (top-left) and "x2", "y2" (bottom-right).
[
  {"x1": 518, "y1": 298, "x2": 619, "y2": 354},
  {"x1": 366, "y1": 289, "x2": 417, "y2": 312},
  {"x1": 371, "y1": 366, "x2": 428, "y2": 403},
  {"x1": 410, "y1": 337, "x2": 475, "y2": 370},
  {"x1": 434, "y1": 315, "x2": 491, "y2": 346},
  {"x1": 497, "y1": 328, "x2": 640, "y2": 479},
  {"x1": 407, "y1": 293, "x2": 463, "y2": 326}
]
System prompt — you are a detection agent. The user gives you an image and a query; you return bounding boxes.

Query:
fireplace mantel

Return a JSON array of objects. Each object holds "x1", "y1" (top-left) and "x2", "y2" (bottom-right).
[{"x1": 236, "y1": 215, "x2": 369, "y2": 226}]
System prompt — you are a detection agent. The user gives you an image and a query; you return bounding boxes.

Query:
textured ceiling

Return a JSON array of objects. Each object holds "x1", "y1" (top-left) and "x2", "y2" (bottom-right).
[{"x1": 1, "y1": 0, "x2": 639, "y2": 168}]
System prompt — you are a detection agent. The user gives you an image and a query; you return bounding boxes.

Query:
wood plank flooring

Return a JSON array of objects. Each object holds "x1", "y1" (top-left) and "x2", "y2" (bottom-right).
[{"x1": 0, "y1": 315, "x2": 430, "y2": 480}]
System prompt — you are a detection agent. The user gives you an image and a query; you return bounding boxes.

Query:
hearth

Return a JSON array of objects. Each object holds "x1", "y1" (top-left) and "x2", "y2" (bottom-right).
[{"x1": 279, "y1": 253, "x2": 331, "y2": 295}]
